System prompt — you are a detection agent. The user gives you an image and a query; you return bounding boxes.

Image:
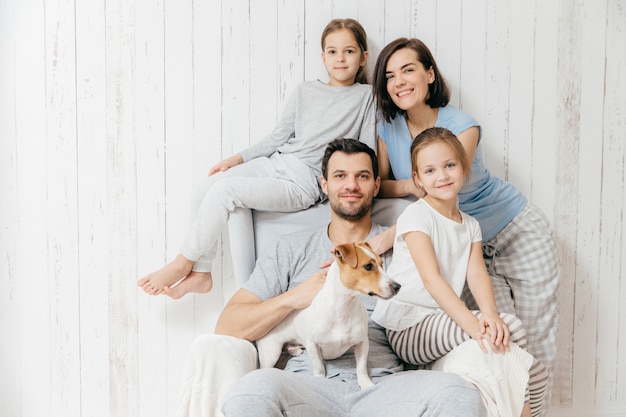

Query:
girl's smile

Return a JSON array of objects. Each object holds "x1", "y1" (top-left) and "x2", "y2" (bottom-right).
[{"x1": 414, "y1": 141, "x2": 465, "y2": 207}]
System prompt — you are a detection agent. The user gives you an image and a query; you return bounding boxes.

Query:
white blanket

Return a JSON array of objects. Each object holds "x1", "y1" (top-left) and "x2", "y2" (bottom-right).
[{"x1": 430, "y1": 340, "x2": 533, "y2": 417}]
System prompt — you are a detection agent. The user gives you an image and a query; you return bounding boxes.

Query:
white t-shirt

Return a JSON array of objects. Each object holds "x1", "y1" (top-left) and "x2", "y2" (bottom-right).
[{"x1": 372, "y1": 199, "x2": 482, "y2": 331}]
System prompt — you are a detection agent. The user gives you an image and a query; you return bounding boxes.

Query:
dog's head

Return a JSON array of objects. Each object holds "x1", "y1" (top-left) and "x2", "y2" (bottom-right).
[{"x1": 333, "y1": 242, "x2": 401, "y2": 300}]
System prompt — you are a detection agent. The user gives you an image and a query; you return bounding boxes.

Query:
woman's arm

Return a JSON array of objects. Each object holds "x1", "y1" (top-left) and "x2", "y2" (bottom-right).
[
  {"x1": 456, "y1": 126, "x2": 480, "y2": 168},
  {"x1": 376, "y1": 137, "x2": 424, "y2": 199}
]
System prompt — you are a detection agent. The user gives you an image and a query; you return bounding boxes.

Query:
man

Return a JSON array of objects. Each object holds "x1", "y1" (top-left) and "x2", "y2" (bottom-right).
[{"x1": 176, "y1": 139, "x2": 486, "y2": 417}]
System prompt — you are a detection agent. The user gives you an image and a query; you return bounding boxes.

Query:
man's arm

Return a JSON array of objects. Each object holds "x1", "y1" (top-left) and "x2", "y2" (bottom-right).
[{"x1": 214, "y1": 272, "x2": 326, "y2": 342}]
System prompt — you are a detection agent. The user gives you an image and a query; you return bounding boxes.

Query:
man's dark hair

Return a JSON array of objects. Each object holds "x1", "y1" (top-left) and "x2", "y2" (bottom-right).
[{"x1": 321, "y1": 138, "x2": 378, "y2": 179}]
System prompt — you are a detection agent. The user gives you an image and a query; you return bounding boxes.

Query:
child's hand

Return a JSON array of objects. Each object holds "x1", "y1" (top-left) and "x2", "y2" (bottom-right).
[
  {"x1": 479, "y1": 313, "x2": 510, "y2": 353},
  {"x1": 468, "y1": 328, "x2": 489, "y2": 353},
  {"x1": 208, "y1": 154, "x2": 243, "y2": 176}
]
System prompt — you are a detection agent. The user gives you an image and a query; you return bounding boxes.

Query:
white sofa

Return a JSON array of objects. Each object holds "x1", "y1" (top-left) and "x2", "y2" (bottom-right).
[{"x1": 227, "y1": 197, "x2": 414, "y2": 285}]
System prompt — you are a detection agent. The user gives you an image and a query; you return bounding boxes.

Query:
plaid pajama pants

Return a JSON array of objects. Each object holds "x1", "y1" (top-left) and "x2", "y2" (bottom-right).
[{"x1": 462, "y1": 203, "x2": 560, "y2": 413}]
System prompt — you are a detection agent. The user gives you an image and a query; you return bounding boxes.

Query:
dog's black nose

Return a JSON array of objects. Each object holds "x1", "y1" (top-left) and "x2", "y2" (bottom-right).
[{"x1": 391, "y1": 282, "x2": 401, "y2": 294}]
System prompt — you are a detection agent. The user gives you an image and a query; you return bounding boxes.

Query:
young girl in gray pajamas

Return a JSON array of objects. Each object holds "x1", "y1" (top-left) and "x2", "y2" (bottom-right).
[
  {"x1": 137, "y1": 18, "x2": 376, "y2": 299},
  {"x1": 372, "y1": 128, "x2": 548, "y2": 417}
]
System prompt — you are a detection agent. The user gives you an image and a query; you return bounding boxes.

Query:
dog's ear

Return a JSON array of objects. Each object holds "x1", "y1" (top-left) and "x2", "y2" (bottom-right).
[
  {"x1": 360, "y1": 241, "x2": 373, "y2": 251},
  {"x1": 335, "y1": 243, "x2": 359, "y2": 268}
]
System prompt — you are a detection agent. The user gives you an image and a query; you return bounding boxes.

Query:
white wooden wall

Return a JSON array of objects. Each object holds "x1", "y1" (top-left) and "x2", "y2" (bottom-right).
[{"x1": 1, "y1": 0, "x2": 624, "y2": 416}]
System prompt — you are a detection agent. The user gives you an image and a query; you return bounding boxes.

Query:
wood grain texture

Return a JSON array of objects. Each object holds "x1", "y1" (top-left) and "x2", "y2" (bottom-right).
[{"x1": 0, "y1": 0, "x2": 624, "y2": 416}]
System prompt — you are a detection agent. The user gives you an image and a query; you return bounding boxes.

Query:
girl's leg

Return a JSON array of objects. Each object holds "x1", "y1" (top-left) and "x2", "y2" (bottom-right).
[
  {"x1": 137, "y1": 253, "x2": 194, "y2": 295},
  {"x1": 389, "y1": 310, "x2": 548, "y2": 416},
  {"x1": 528, "y1": 358, "x2": 549, "y2": 417},
  {"x1": 162, "y1": 271, "x2": 213, "y2": 300},
  {"x1": 180, "y1": 162, "x2": 318, "y2": 271},
  {"x1": 137, "y1": 159, "x2": 274, "y2": 294},
  {"x1": 500, "y1": 312, "x2": 549, "y2": 416},
  {"x1": 386, "y1": 312, "x2": 469, "y2": 365},
  {"x1": 139, "y1": 156, "x2": 318, "y2": 295},
  {"x1": 387, "y1": 311, "x2": 525, "y2": 365}
]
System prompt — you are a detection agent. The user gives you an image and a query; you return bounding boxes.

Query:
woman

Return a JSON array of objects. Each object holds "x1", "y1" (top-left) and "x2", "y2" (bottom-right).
[{"x1": 370, "y1": 37, "x2": 559, "y2": 402}]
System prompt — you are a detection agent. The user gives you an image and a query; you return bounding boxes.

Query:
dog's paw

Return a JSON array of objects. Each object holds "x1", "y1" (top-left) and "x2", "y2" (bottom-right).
[
  {"x1": 358, "y1": 377, "x2": 375, "y2": 389},
  {"x1": 285, "y1": 342, "x2": 305, "y2": 356}
]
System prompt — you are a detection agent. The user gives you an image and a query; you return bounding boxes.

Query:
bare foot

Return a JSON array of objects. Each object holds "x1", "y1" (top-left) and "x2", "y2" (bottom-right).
[
  {"x1": 137, "y1": 254, "x2": 194, "y2": 295},
  {"x1": 162, "y1": 271, "x2": 213, "y2": 300}
]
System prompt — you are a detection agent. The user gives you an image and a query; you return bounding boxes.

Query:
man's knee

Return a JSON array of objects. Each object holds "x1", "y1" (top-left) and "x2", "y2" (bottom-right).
[
  {"x1": 222, "y1": 368, "x2": 286, "y2": 417},
  {"x1": 380, "y1": 371, "x2": 486, "y2": 417},
  {"x1": 187, "y1": 334, "x2": 258, "y2": 377},
  {"x1": 430, "y1": 382, "x2": 486, "y2": 417}
]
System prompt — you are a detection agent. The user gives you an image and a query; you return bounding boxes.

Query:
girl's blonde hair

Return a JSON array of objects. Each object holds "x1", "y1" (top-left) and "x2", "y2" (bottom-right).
[
  {"x1": 410, "y1": 127, "x2": 471, "y2": 182},
  {"x1": 321, "y1": 18, "x2": 369, "y2": 84}
]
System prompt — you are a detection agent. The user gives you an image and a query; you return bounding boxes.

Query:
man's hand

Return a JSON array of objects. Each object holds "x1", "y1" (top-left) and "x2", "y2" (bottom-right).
[{"x1": 288, "y1": 271, "x2": 326, "y2": 310}]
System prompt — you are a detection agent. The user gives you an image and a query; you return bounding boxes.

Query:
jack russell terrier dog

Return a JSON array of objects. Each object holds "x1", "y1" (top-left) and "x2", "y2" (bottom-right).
[{"x1": 256, "y1": 241, "x2": 401, "y2": 389}]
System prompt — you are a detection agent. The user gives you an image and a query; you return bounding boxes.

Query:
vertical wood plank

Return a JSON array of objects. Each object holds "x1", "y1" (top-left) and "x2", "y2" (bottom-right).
[
  {"x1": 304, "y1": 0, "x2": 330, "y2": 82},
  {"x1": 413, "y1": 0, "x2": 437, "y2": 46},
  {"x1": 250, "y1": 1, "x2": 279, "y2": 146},
  {"x1": 12, "y1": 1, "x2": 51, "y2": 416},
  {"x1": 357, "y1": 0, "x2": 385, "y2": 80},
  {"x1": 434, "y1": 0, "x2": 462, "y2": 106},
  {"x1": 162, "y1": 0, "x2": 196, "y2": 412},
  {"x1": 221, "y1": 0, "x2": 252, "y2": 152},
  {"x1": 617, "y1": 1, "x2": 626, "y2": 403},
  {"x1": 190, "y1": 0, "x2": 225, "y2": 336},
  {"x1": 596, "y1": 0, "x2": 625, "y2": 406},
  {"x1": 507, "y1": 0, "x2": 535, "y2": 195},
  {"x1": 382, "y1": 0, "x2": 411, "y2": 45},
  {"x1": 44, "y1": 0, "x2": 82, "y2": 414},
  {"x1": 75, "y1": 0, "x2": 110, "y2": 415},
  {"x1": 277, "y1": 0, "x2": 305, "y2": 106},
  {"x1": 483, "y1": 0, "x2": 511, "y2": 180},
  {"x1": 571, "y1": 0, "x2": 606, "y2": 406},
  {"x1": 105, "y1": 0, "x2": 139, "y2": 415},
  {"x1": 552, "y1": 0, "x2": 583, "y2": 406},
  {"x1": 134, "y1": 0, "x2": 167, "y2": 415},
  {"x1": 530, "y1": 0, "x2": 559, "y2": 225},
  {"x1": 333, "y1": 0, "x2": 357, "y2": 19},
  {"x1": 0, "y1": 1, "x2": 20, "y2": 416},
  {"x1": 459, "y1": 0, "x2": 487, "y2": 126}
]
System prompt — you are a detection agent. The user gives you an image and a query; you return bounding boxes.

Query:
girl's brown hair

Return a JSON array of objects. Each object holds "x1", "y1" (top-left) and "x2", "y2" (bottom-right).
[{"x1": 321, "y1": 18, "x2": 369, "y2": 84}]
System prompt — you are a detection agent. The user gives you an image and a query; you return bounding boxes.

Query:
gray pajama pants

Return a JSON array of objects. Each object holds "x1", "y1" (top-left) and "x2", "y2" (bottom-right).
[
  {"x1": 182, "y1": 152, "x2": 320, "y2": 272},
  {"x1": 174, "y1": 334, "x2": 486, "y2": 417},
  {"x1": 223, "y1": 367, "x2": 486, "y2": 417}
]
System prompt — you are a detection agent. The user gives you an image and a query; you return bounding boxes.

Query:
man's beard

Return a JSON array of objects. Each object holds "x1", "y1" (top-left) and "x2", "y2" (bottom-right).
[{"x1": 330, "y1": 199, "x2": 372, "y2": 221}]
